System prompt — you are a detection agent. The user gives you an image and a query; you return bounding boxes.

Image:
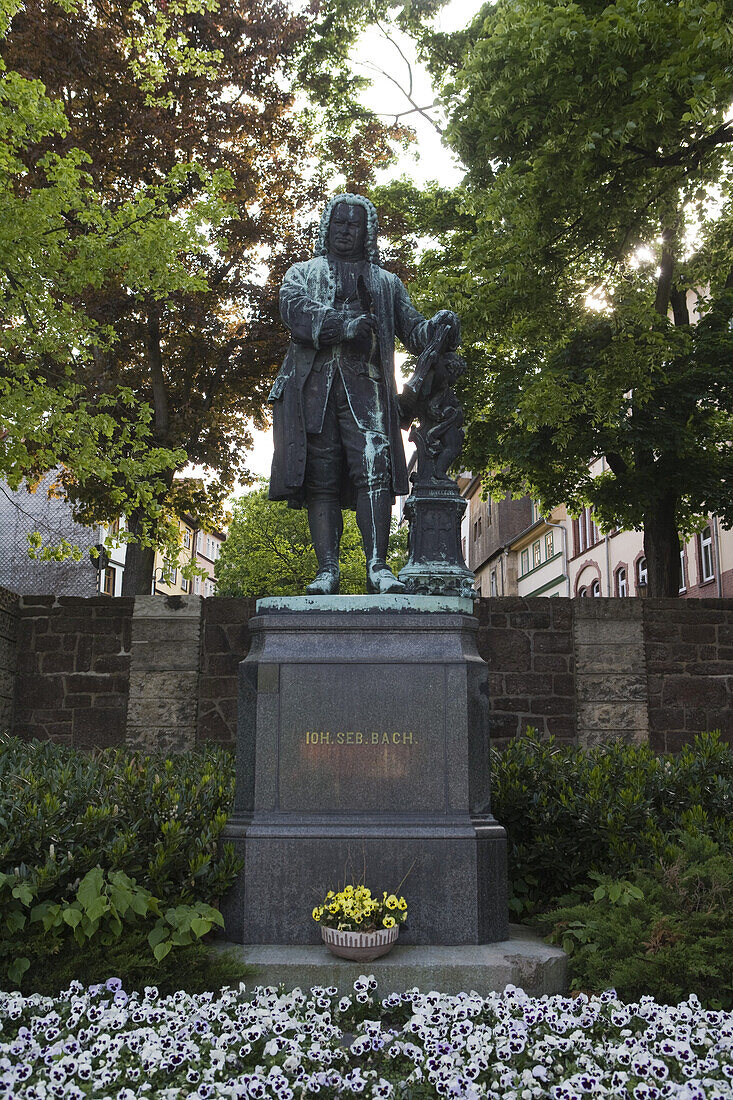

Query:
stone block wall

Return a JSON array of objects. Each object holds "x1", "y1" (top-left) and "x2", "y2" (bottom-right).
[
  {"x1": 643, "y1": 599, "x2": 733, "y2": 751},
  {"x1": 0, "y1": 585, "x2": 19, "y2": 731},
  {"x1": 573, "y1": 599, "x2": 649, "y2": 747},
  {"x1": 7, "y1": 595, "x2": 733, "y2": 752},
  {"x1": 474, "y1": 598, "x2": 576, "y2": 746},
  {"x1": 13, "y1": 596, "x2": 133, "y2": 747},
  {"x1": 197, "y1": 597, "x2": 256, "y2": 744},
  {"x1": 125, "y1": 596, "x2": 203, "y2": 754}
]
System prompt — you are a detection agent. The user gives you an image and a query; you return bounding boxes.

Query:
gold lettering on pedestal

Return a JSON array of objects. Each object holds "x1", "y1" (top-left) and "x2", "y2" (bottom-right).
[{"x1": 304, "y1": 731, "x2": 416, "y2": 747}]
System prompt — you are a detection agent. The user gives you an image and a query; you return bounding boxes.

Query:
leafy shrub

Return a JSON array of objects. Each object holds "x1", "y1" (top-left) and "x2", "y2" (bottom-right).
[
  {"x1": 538, "y1": 832, "x2": 733, "y2": 1009},
  {"x1": 0, "y1": 737, "x2": 240, "y2": 990},
  {"x1": 18, "y1": 932, "x2": 250, "y2": 998},
  {"x1": 0, "y1": 736, "x2": 239, "y2": 905},
  {"x1": 490, "y1": 729, "x2": 733, "y2": 917},
  {"x1": 1, "y1": 865, "x2": 224, "y2": 986},
  {"x1": 4, "y1": 730, "x2": 732, "y2": 996}
]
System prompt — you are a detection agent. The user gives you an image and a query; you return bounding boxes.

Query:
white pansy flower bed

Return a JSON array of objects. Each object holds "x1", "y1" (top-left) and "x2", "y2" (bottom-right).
[{"x1": 1, "y1": 978, "x2": 732, "y2": 1099}]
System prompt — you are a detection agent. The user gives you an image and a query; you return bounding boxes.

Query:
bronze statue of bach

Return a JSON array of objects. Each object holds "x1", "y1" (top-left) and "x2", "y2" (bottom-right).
[{"x1": 268, "y1": 193, "x2": 459, "y2": 595}]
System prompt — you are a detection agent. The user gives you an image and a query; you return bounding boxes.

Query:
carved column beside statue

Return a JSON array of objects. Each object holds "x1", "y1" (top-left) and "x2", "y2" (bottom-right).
[{"x1": 397, "y1": 324, "x2": 476, "y2": 600}]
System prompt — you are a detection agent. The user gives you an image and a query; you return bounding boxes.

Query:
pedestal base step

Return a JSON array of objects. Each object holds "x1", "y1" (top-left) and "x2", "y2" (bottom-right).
[{"x1": 213, "y1": 925, "x2": 567, "y2": 999}]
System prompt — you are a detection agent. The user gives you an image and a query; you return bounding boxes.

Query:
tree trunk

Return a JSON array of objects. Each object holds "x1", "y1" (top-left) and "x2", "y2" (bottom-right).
[
  {"x1": 643, "y1": 495, "x2": 680, "y2": 596},
  {"x1": 120, "y1": 305, "x2": 171, "y2": 598},
  {"x1": 121, "y1": 509, "x2": 157, "y2": 596}
]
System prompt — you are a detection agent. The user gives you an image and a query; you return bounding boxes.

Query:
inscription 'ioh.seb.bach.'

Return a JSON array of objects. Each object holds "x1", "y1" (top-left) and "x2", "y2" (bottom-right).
[{"x1": 304, "y1": 731, "x2": 417, "y2": 746}]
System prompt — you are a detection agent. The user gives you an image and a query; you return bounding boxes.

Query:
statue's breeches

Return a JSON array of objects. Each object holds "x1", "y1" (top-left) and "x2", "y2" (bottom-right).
[{"x1": 304, "y1": 372, "x2": 391, "y2": 498}]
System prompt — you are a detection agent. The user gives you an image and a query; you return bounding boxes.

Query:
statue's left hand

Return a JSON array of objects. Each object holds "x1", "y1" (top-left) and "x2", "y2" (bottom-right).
[{"x1": 430, "y1": 310, "x2": 461, "y2": 350}]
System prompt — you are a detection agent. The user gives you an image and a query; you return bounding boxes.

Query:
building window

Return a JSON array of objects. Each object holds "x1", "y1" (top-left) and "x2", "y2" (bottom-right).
[
  {"x1": 637, "y1": 557, "x2": 647, "y2": 587},
  {"x1": 700, "y1": 526, "x2": 714, "y2": 582},
  {"x1": 103, "y1": 566, "x2": 115, "y2": 596},
  {"x1": 486, "y1": 499, "x2": 492, "y2": 525},
  {"x1": 679, "y1": 546, "x2": 686, "y2": 592},
  {"x1": 616, "y1": 567, "x2": 627, "y2": 597},
  {"x1": 169, "y1": 567, "x2": 177, "y2": 586},
  {"x1": 591, "y1": 579, "x2": 601, "y2": 597},
  {"x1": 205, "y1": 579, "x2": 215, "y2": 596},
  {"x1": 181, "y1": 576, "x2": 189, "y2": 593},
  {"x1": 532, "y1": 540, "x2": 541, "y2": 568},
  {"x1": 575, "y1": 506, "x2": 599, "y2": 555},
  {"x1": 578, "y1": 586, "x2": 588, "y2": 597},
  {"x1": 531, "y1": 500, "x2": 540, "y2": 523},
  {"x1": 545, "y1": 531, "x2": 554, "y2": 559},
  {"x1": 521, "y1": 548, "x2": 529, "y2": 576},
  {"x1": 586, "y1": 508, "x2": 598, "y2": 547},
  {"x1": 194, "y1": 576, "x2": 201, "y2": 594},
  {"x1": 490, "y1": 569, "x2": 497, "y2": 597},
  {"x1": 109, "y1": 518, "x2": 120, "y2": 537},
  {"x1": 196, "y1": 530, "x2": 203, "y2": 552},
  {"x1": 183, "y1": 527, "x2": 191, "y2": 549}
]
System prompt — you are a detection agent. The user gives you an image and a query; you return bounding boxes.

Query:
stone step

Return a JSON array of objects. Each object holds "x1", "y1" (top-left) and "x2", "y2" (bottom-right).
[{"x1": 213, "y1": 925, "x2": 567, "y2": 999}]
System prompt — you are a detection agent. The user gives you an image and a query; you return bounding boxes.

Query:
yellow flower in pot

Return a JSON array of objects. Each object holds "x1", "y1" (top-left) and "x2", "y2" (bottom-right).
[{"x1": 313, "y1": 885, "x2": 408, "y2": 961}]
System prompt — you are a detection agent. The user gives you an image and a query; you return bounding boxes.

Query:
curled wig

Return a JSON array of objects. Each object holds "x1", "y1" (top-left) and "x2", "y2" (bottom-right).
[{"x1": 315, "y1": 193, "x2": 380, "y2": 265}]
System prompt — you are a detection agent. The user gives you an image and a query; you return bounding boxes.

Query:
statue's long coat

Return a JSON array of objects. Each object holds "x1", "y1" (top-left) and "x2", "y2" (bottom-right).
[{"x1": 268, "y1": 255, "x2": 431, "y2": 508}]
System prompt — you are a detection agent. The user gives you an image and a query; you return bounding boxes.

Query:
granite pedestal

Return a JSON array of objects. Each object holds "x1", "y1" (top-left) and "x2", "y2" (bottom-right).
[{"x1": 221, "y1": 596, "x2": 508, "y2": 946}]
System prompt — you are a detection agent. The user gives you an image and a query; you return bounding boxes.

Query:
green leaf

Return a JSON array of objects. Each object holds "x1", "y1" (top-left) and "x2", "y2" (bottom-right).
[
  {"x1": 153, "y1": 940, "x2": 173, "y2": 962},
  {"x1": 12, "y1": 883, "x2": 35, "y2": 906},
  {"x1": 77, "y1": 867, "x2": 105, "y2": 909},
  {"x1": 190, "y1": 917, "x2": 211, "y2": 938},
  {"x1": 62, "y1": 906, "x2": 82, "y2": 928},
  {"x1": 148, "y1": 924, "x2": 169, "y2": 949},
  {"x1": 84, "y1": 895, "x2": 109, "y2": 923},
  {"x1": 8, "y1": 956, "x2": 31, "y2": 984},
  {"x1": 5, "y1": 910, "x2": 26, "y2": 933}
]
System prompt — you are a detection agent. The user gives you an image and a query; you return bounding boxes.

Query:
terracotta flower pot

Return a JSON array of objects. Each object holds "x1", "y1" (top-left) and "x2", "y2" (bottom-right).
[{"x1": 321, "y1": 924, "x2": 399, "y2": 961}]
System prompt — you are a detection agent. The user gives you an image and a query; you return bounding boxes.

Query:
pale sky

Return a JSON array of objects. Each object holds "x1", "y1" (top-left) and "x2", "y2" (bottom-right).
[{"x1": 237, "y1": 0, "x2": 482, "y2": 485}]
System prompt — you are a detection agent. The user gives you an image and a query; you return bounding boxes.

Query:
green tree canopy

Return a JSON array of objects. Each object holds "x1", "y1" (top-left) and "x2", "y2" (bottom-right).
[
  {"x1": 0, "y1": 0, "x2": 227, "y2": 563},
  {"x1": 215, "y1": 483, "x2": 408, "y2": 597},
  {"x1": 1, "y1": 0, "x2": 409, "y2": 589},
  {"x1": 389, "y1": 0, "x2": 733, "y2": 595}
]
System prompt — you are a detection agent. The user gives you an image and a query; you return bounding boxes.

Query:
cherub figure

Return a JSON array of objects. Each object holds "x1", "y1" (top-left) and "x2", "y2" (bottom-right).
[{"x1": 400, "y1": 331, "x2": 467, "y2": 485}]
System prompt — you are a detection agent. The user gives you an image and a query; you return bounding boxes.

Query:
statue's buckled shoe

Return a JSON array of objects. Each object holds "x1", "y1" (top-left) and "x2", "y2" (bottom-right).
[
  {"x1": 306, "y1": 568, "x2": 340, "y2": 596},
  {"x1": 366, "y1": 563, "x2": 406, "y2": 595}
]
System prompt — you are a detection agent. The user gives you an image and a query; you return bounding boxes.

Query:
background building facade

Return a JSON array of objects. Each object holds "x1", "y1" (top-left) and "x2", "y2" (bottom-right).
[
  {"x1": 460, "y1": 471, "x2": 732, "y2": 599},
  {"x1": 0, "y1": 482, "x2": 226, "y2": 597}
]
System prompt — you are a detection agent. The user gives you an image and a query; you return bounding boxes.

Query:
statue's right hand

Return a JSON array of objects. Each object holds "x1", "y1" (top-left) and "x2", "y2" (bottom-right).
[
  {"x1": 345, "y1": 314, "x2": 377, "y2": 341},
  {"x1": 319, "y1": 314, "x2": 344, "y2": 344}
]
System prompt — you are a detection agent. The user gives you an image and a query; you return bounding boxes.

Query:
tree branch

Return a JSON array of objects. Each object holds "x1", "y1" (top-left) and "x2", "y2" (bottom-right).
[
  {"x1": 354, "y1": 23, "x2": 444, "y2": 136},
  {"x1": 146, "y1": 301, "x2": 169, "y2": 442},
  {"x1": 627, "y1": 121, "x2": 733, "y2": 167},
  {"x1": 654, "y1": 226, "x2": 675, "y2": 317},
  {"x1": 375, "y1": 103, "x2": 440, "y2": 124}
]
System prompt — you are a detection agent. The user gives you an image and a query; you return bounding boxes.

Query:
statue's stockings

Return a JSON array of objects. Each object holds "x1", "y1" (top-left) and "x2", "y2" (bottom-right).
[{"x1": 306, "y1": 488, "x2": 394, "y2": 591}]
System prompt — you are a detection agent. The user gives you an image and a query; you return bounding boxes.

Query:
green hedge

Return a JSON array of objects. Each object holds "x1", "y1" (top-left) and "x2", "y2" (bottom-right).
[
  {"x1": 0, "y1": 736, "x2": 239, "y2": 905},
  {"x1": 537, "y1": 832, "x2": 733, "y2": 1009},
  {"x1": 491, "y1": 730, "x2": 733, "y2": 1008},
  {"x1": 3, "y1": 730, "x2": 732, "y2": 1001},
  {"x1": 0, "y1": 736, "x2": 241, "y2": 990},
  {"x1": 490, "y1": 729, "x2": 733, "y2": 917}
]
